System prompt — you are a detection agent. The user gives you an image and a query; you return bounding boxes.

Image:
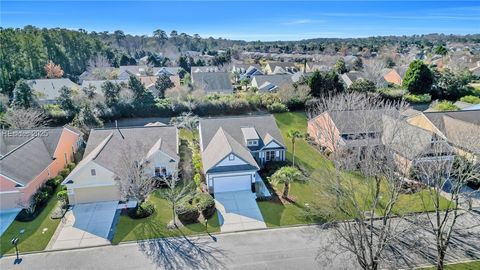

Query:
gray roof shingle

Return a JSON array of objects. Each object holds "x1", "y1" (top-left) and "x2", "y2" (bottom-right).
[
  {"x1": 27, "y1": 78, "x2": 79, "y2": 101},
  {"x1": 191, "y1": 72, "x2": 233, "y2": 93}
]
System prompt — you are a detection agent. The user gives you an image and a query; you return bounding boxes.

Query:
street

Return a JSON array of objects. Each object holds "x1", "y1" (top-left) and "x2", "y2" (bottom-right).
[{"x1": 1, "y1": 211, "x2": 479, "y2": 270}]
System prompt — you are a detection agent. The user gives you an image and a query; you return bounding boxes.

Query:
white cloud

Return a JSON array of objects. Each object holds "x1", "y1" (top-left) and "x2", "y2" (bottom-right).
[{"x1": 283, "y1": 19, "x2": 325, "y2": 25}]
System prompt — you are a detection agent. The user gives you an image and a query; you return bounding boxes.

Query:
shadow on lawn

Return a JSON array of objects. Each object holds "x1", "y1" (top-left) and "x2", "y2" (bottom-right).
[{"x1": 137, "y1": 225, "x2": 228, "y2": 270}]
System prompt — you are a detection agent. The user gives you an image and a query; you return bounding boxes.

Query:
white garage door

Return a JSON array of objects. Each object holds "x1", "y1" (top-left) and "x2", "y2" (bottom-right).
[{"x1": 214, "y1": 174, "x2": 252, "y2": 193}]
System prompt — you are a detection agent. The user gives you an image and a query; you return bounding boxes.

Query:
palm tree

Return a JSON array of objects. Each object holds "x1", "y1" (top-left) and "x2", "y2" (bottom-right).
[
  {"x1": 287, "y1": 129, "x2": 304, "y2": 167},
  {"x1": 269, "y1": 166, "x2": 303, "y2": 199}
]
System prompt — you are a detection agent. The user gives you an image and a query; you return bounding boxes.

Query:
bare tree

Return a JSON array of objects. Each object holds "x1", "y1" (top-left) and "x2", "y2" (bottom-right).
[
  {"x1": 1, "y1": 108, "x2": 47, "y2": 129},
  {"x1": 115, "y1": 142, "x2": 156, "y2": 206},
  {"x1": 160, "y1": 173, "x2": 194, "y2": 227},
  {"x1": 308, "y1": 92, "x2": 414, "y2": 269},
  {"x1": 17, "y1": 196, "x2": 36, "y2": 215},
  {"x1": 363, "y1": 59, "x2": 387, "y2": 87},
  {"x1": 412, "y1": 128, "x2": 480, "y2": 270},
  {"x1": 169, "y1": 112, "x2": 199, "y2": 133}
]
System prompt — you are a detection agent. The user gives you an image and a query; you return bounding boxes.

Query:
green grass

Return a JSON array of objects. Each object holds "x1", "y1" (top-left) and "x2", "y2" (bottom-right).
[
  {"x1": 0, "y1": 190, "x2": 61, "y2": 255},
  {"x1": 112, "y1": 191, "x2": 220, "y2": 244},
  {"x1": 419, "y1": 260, "x2": 480, "y2": 269},
  {"x1": 258, "y1": 111, "x2": 450, "y2": 227}
]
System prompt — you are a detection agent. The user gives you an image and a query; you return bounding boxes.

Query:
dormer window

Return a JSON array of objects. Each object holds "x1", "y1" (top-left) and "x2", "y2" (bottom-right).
[{"x1": 247, "y1": 140, "x2": 258, "y2": 146}]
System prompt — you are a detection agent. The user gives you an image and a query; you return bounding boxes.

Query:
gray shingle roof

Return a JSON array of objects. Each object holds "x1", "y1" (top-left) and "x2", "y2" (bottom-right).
[
  {"x1": 327, "y1": 109, "x2": 386, "y2": 134},
  {"x1": 0, "y1": 126, "x2": 78, "y2": 186},
  {"x1": 201, "y1": 128, "x2": 259, "y2": 173},
  {"x1": 199, "y1": 115, "x2": 285, "y2": 151},
  {"x1": 191, "y1": 66, "x2": 219, "y2": 73},
  {"x1": 191, "y1": 72, "x2": 233, "y2": 93},
  {"x1": 251, "y1": 74, "x2": 293, "y2": 92},
  {"x1": 424, "y1": 110, "x2": 480, "y2": 133},
  {"x1": 26, "y1": 78, "x2": 79, "y2": 101},
  {"x1": 83, "y1": 126, "x2": 179, "y2": 173}
]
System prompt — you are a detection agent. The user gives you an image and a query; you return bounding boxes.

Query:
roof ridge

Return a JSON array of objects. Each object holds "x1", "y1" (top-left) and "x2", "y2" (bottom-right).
[
  {"x1": 0, "y1": 137, "x2": 36, "y2": 160},
  {"x1": 92, "y1": 132, "x2": 114, "y2": 160}
]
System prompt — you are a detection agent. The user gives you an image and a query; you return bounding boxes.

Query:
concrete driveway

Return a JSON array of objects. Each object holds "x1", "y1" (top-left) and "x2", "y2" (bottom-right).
[
  {"x1": 48, "y1": 201, "x2": 119, "y2": 250},
  {"x1": 0, "y1": 208, "x2": 21, "y2": 236},
  {"x1": 214, "y1": 191, "x2": 266, "y2": 232}
]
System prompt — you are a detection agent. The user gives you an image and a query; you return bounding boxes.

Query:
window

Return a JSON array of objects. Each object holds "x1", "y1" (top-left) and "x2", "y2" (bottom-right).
[
  {"x1": 229, "y1": 154, "x2": 235, "y2": 161},
  {"x1": 265, "y1": 150, "x2": 276, "y2": 161},
  {"x1": 91, "y1": 169, "x2": 96, "y2": 176},
  {"x1": 64, "y1": 153, "x2": 68, "y2": 165},
  {"x1": 247, "y1": 140, "x2": 258, "y2": 146},
  {"x1": 155, "y1": 167, "x2": 161, "y2": 177},
  {"x1": 155, "y1": 167, "x2": 167, "y2": 177}
]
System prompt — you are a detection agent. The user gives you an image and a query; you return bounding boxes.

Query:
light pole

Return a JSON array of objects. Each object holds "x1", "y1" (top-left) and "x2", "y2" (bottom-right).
[{"x1": 11, "y1": 229, "x2": 25, "y2": 264}]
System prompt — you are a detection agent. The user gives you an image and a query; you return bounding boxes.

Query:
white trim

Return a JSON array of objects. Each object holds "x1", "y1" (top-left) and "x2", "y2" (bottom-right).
[
  {"x1": 0, "y1": 190, "x2": 21, "y2": 194},
  {"x1": 0, "y1": 174, "x2": 25, "y2": 187},
  {"x1": 69, "y1": 183, "x2": 117, "y2": 189}
]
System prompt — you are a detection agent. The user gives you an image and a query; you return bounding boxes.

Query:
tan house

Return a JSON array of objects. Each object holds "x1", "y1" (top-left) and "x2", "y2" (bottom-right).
[
  {"x1": 63, "y1": 125, "x2": 179, "y2": 205},
  {"x1": 263, "y1": 62, "x2": 298, "y2": 74},
  {"x1": 407, "y1": 110, "x2": 480, "y2": 163}
]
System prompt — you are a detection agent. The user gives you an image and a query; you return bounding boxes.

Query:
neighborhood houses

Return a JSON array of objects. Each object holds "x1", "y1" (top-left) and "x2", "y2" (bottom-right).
[{"x1": 1, "y1": 22, "x2": 480, "y2": 270}]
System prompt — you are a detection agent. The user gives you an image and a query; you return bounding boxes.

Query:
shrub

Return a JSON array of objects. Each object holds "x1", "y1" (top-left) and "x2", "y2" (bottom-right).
[
  {"x1": 52, "y1": 175, "x2": 64, "y2": 186},
  {"x1": 59, "y1": 167, "x2": 71, "y2": 178},
  {"x1": 45, "y1": 178, "x2": 58, "y2": 189},
  {"x1": 459, "y1": 95, "x2": 480, "y2": 104},
  {"x1": 39, "y1": 184, "x2": 54, "y2": 196},
  {"x1": 32, "y1": 190, "x2": 50, "y2": 206},
  {"x1": 175, "y1": 198, "x2": 200, "y2": 223},
  {"x1": 432, "y1": 101, "x2": 459, "y2": 111},
  {"x1": 130, "y1": 201, "x2": 155, "y2": 219},
  {"x1": 67, "y1": 162, "x2": 76, "y2": 171},
  {"x1": 193, "y1": 173, "x2": 202, "y2": 188},
  {"x1": 267, "y1": 102, "x2": 288, "y2": 113},
  {"x1": 193, "y1": 193, "x2": 216, "y2": 218},
  {"x1": 377, "y1": 88, "x2": 407, "y2": 100},
  {"x1": 405, "y1": 93, "x2": 432, "y2": 103},
  {"x1": 57, "y1": 190, "x2": 68, "y2": 203}
]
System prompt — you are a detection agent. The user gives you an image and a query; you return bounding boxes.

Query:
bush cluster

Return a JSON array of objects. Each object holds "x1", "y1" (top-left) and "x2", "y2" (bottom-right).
[
  {"x1": 130, "y1": 201, "x2": 155, "y2": 219},
  {"x1": 193, "y1": 193, "x2": 216, "y2": 218},
  {"x1": 175, "y1": 197, "x2": 200, "y2": 223},
  {"x1": 405, "y1": 93, "x2": 432, "y2": 103}
]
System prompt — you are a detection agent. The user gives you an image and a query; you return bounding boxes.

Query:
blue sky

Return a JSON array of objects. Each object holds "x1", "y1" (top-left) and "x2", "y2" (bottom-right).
[{"x1": 1, "y1": 1, "x2": 479, "y2": 41}]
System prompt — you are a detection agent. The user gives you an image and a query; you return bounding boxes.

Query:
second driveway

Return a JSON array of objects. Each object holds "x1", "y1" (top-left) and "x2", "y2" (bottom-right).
[{"x1": 214, "y1": 191, "x2": 266, "y2": 232}]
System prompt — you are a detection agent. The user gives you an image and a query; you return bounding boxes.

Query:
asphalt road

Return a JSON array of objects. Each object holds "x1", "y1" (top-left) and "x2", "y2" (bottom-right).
[{"x1": 1, "y1": 212, "x2": 479, "y2": 270}]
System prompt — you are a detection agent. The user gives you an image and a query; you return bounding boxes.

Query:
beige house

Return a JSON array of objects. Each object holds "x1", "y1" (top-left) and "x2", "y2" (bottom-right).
[
  {"x1": 406, "y1": 110, "x2": 480, "y2": 163},
  {"x1": 63, "y1": 126, "x2": 179, "y2": 205}
]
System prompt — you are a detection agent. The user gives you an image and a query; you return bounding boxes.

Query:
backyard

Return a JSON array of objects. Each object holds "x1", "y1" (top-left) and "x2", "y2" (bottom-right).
[
  {"x1": 0, "y1": 189, "x2": 61, "y2": 255},
  {"x1": 258, "y1": 111, "x2": 450, "y2": 227}
]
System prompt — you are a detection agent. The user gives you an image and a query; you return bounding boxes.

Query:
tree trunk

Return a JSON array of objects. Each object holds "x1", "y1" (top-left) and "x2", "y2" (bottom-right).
[
  {"x1": 437, "y1": 246, "x2": 445, "y2": 270},
  {"x1": 292, "y1": 141, "x2": 296, "y2": 167},
  {"x1": 172, "y1": 203, "x2": 177, "y2": 227},
  {"x1": 283, "y1": 182, "x2": 290, "y2": 198}
]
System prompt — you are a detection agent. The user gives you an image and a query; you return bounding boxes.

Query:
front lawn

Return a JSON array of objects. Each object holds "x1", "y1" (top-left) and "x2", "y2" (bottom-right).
[
  {"x1": 258, "y1": 111, "x2": 450, "y2": 227},
  {"x1": 113, "y1": 128, "x2": 220, "y2": 244},
  {"x1": 0, "y1": 191, "x2": 61, "y2": 255},
  {"x1": 419, "y1": 260, "x2": 480, "y2": 270},
  {"x1": 112, "y1": 190, "x2": 220, "y2": 244}
]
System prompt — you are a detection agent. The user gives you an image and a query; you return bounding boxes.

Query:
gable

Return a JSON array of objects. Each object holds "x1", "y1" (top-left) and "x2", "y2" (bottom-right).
[
  {"x1": 64, "y1": 160, "x2": 115, "y2": 187},
  {"x1": 215, "y1": 153, "x2": 249, "y2": 167},
  {"x1": 263, "y1": 140, "x2": 282, "y2": 149}
]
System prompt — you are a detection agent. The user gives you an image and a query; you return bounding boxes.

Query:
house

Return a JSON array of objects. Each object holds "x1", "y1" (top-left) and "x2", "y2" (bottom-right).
[
  {"x1": 0, "y1": 126, "x2": 82, "y2": 210},
  {"x1": 118, "y1": 65, "x2": 153, "y2": 76},
  {"x1": 139, "y1": 75, "x2": 181, "y2": 95},
  {"x1": 199, "y1": 115, "x2": 286, "y2": 194},
  {"x1": 154, "y1": 67, "x2": 182, "y2": 76},
  {"x1": 263, "y1": 62, "x2": 298, "y2": 74},
  {"x1": 250, "y1": 74, "x2": 293, "y2": 92},
  {"x1": 191, "y1": 72, "x2": 233, "y2": 94},
  {"x1": 63, "y1": 125, "x2": 179, "y2": 205},
  {"x1": 340, "y1": 71, "x2": 365, "y2": 88},
  {"x1": 407, "y1": 110, "x2": 480, "y2": 162},
  {"x1": 307, "y1": 109, "x2": 385, "y2": 155},
  {"x1": 26, "y1": 78, "x2": 80, "y2": 104},
  {"x1": 191, "y1": 66, "x2": 219, "y2": 73},
  {"x1": 305, "y1": 62, "x2": 331, "y2": 73},
  {"x1": 381, "y1": 67, "x2": 408, "y2": 86},
  {"x1": 231, "y1": 64, "x2": 264, "y2": 80},
  {"x1": 382, "y1": 115, "x2": 454, "y2": 175},
  {"x1": 81, "y1": 80, "x2": 128, "y2": 97}
]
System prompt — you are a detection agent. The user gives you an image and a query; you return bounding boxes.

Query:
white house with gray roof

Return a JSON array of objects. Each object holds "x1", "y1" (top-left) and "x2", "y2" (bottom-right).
[
  {"x1": 199, "y1": 115, "x2": 285, "y2": 194},
  {"x1": 63, "y1": 125, "x2": 179, "y2": 205},
  {"x1": 26, "y1": 78, "x2": 80, "y2": 104}
]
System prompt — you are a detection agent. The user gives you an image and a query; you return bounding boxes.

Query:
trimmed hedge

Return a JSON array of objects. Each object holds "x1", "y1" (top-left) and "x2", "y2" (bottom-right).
[
  {"x1": 175, "y1": 198, "x2": 200, "y2": 223},
  {"x1": 59, "y1": 167, "x2": 71, "y2": 178},
  {"x1": 193, "y1": 193, "x2": 216, "y2": 218},
  {"x1": 267, "y1": 102, "x2": 288, "y2": 113},
  {"x1": 129, "y1": 201, "x2": 155, "y2": 219}
]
